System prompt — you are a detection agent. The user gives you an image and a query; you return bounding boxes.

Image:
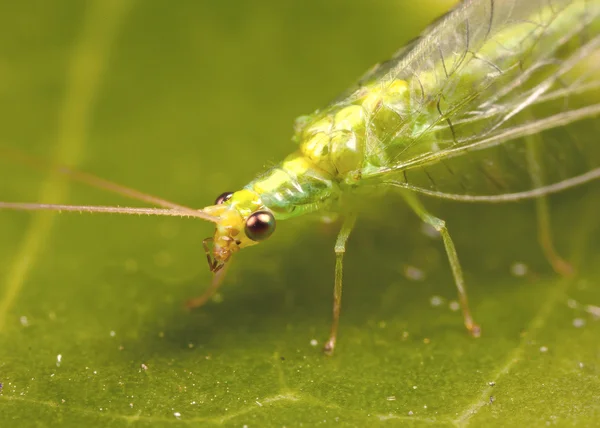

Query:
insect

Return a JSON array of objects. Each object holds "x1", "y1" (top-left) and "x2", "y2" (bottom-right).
[{"x1": 2, "y1": 0, "x2": 600, "y2": 355}]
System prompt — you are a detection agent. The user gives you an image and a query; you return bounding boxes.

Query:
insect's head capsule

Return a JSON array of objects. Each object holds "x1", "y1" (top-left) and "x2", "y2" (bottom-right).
[{"x1": 202, "y1": 189, "x2": 274, "y2": 268}]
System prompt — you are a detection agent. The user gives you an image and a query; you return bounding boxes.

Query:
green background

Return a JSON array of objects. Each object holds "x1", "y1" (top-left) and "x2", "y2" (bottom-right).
[{"x1": 0, "y1": 1, "x2": 599, "y2": 426}]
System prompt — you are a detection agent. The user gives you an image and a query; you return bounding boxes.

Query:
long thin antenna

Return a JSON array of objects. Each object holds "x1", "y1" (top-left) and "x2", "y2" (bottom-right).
[
  {"x1": 0, "y1": 202, "x2": 219, "y2": 222},
  {"x1": 0, "y1": 146, "x2": 196, "y2": 211}
]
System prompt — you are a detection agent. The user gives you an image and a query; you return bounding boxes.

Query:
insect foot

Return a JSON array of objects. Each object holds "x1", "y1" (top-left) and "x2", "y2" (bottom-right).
[{"x1": 323, "y1": 338, "x2": 336, "y2": 356}]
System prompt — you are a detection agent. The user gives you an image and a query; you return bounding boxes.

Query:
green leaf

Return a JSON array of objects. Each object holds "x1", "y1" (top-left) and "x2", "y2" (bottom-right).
[{"x1": 0, "y1": 1, "x2": 599, "y2": 427}]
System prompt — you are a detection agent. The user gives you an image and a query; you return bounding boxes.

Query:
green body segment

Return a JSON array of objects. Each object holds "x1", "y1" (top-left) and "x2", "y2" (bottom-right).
[
  {"x1": 243, "y1": 79, "x2": 409, "y2": 219},
  {"x1": 241, "y1": 0, "x2": 600, "y2": 218}
]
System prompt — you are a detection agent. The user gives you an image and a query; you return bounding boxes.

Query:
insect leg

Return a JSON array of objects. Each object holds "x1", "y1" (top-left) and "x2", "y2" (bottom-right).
[
  {"x1": 534, "y1": 194, "x2": 573, "y2": 276},
  {"x1": 401, "y1": 190, "x2": 481, "y2": 337},
  {"x1": 525, "y1": 139, "x2": 573, "y2": 276},
  {"x1": 185, "y1": 261, "x2": 231, "y2": 310},
  {"x1": 323, "y1": 213, "x2": 357, "y2": 356}
]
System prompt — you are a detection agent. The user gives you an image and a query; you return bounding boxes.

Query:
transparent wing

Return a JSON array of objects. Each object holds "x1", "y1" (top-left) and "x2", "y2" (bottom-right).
[{"x1": 355, "y1": 0, "x2": 600, "y2": 199}]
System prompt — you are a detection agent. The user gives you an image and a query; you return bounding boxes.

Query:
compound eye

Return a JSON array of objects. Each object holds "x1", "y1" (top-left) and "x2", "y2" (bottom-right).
[
  {"x1": 245, "y1": 211, "x2": 276, "y2": 242},
  {"x1": 214, "y1": 192, "x2": 234, "y2": 205}
]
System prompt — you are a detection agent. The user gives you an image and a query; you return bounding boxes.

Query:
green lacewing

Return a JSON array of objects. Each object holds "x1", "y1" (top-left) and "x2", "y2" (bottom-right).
[{"x1": 2, "y1": 0, "x2": 599, "y2": 354}]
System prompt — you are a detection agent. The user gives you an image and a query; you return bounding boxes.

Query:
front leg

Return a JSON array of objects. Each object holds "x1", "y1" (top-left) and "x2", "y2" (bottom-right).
[{"x1": 323, "y1": 213, "x2": 357, "y2": 356}]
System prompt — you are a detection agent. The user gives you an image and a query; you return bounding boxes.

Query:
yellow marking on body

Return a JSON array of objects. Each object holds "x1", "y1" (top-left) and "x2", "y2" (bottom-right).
[
  {"x1": 304, "y1": 116, "x2": 333, "y2": 135},
  {"x1": 330, "y1": 131, "x2": 362, "y2": 174},
  {"x1": 283, "y1": 155, "x2": 313, "y2": 176},
  {"x1": 361, "y1": 86, "x2": 383, "y2": 112},
  {"x1": 252, "y1": 169, "x2": 292, "y2": 194},
  {"x1": 361, "y1": 79, "x2": 409, "y2": 112},
  {"x1": 333, "y1": 105, "x2": 365, "y2": 131},
  {"x1": 302, "y1": 133, "x2": 330, "y2": 160},
  {"x1": 229, "y1": 189, "x2": 262, "y2": 217},
  {"x1": 387, "y1": 79, "x2": 409, "y2": 96}
]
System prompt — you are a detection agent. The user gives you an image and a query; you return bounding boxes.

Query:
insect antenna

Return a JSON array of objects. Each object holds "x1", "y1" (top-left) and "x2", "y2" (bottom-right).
[
  {"x1": 0, "y1": 202, "x2": 219, "y2": 222},
  {"x1": 0, "y1": 147, "x2": 219, "y2": 223}
]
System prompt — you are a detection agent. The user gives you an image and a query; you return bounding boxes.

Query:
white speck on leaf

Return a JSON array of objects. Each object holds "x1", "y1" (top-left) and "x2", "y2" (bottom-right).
[
  {"x1": 56, "y1": 354, "x2": 62, "y2": 367},
  {"x1": 20, "y1": 316, "x2": 28, "y2": 327},
  {"x1": 174, "y1": 412, "x2": 181, "y2": 419},
  {"x1": 310, "y1": 339, "x2": 318, "y2": 347},
  {"x1": 572, "y1": 318, "x2": 586, "y2": 328},
  {"x1": 430, "y1": 296, "x2": 444, "y2": 307},
  {"x1": 540, "y1": 346, "x2": 548, "y2": 353},
  {"x1": 404, "y1": 265, "x2": 425, "y2": 281},
  {"x1": 449, "y1": 301, "x2": 460, "y2": 311},
  {"x1": 510, "y1": 262, "x2": 528, "y2": 277},
  {"x1": 586, "y1": 304, "x2": 600, "y2": 318}
]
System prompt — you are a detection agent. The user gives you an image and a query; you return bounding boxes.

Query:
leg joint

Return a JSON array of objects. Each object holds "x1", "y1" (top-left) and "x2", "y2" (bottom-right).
[{"x1": 425, "y1": 214, "x2": 446, "y2": 231}]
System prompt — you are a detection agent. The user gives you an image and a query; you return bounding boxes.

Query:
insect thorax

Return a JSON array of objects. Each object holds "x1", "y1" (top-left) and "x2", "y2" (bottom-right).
[
  {"x1": 298, "y1": 79, "x2": 412, "y2": 181},
  {"x1": 244, "y1": 79, "x2": 413, "y2": 219}
]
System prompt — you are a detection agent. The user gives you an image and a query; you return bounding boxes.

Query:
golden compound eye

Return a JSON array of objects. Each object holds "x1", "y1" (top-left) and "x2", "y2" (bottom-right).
[
  {"x1": 245, "y1": 211, "x2": 276, "y2": 242},
  {"x1": 214, "y1": 192, "x2": 234, "y2": 205}
]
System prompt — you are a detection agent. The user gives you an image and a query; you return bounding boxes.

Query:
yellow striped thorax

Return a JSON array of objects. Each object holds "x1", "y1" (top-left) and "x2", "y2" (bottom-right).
[
  {"x1": 297, "y1": 79, "x2": 410, "y2": 178},
  {"x1": 244, "y1": 79, "x2": 411, "y2": 220}
]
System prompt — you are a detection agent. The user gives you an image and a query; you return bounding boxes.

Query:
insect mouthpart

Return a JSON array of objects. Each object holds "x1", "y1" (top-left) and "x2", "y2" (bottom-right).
[{"x1": 202, "y1": 237, "x2": 228, "y2": 273}]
